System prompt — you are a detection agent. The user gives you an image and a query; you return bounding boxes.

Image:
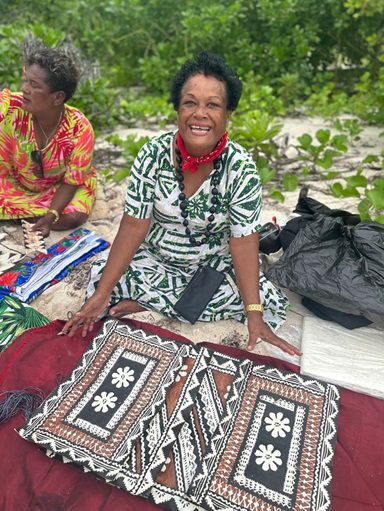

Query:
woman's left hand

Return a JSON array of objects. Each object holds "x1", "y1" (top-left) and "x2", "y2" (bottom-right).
[
  {"x1": 247, "y1": 313, "x2": 302, "y2": 357},
  {"x1": 31, "y1": 216, "x2": 53, "y2": 238}
]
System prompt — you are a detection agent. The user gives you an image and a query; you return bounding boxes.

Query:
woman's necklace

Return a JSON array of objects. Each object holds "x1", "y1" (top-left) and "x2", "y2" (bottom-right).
[
  {"x1": 34, "y1": 109, "x2": 63, "y2": 149},
  {"x1": 175, "y1": 147, "x2": 220, "y2": 247}
]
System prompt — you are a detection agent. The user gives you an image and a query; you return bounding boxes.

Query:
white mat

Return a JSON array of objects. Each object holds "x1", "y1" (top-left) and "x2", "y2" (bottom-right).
[{"x1": 301, "y1": 316, "x2": 384, "y2": 399}]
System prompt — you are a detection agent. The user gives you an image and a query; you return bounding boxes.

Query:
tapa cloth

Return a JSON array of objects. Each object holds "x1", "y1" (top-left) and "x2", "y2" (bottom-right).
[
  {"x1": 18, "y1": 319, "x2": 339, "y2": 511},
  {"x1": 1, "y1": 319, "x2": 383, "y2": 511}
]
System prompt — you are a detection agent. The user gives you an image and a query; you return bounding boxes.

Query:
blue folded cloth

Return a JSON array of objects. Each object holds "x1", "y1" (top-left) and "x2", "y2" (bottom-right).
[{"x1": 0, "y1": 228, "x2": 109, "y2": 303}]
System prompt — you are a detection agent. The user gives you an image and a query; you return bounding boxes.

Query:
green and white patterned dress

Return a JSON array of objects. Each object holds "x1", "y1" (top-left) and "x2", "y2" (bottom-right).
[{"x1": 87, "y1": 132, "x2": 288, "y2": 328}]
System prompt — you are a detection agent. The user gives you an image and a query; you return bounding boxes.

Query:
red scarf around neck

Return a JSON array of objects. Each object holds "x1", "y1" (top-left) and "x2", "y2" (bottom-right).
[{"x1": 176, "y1": 132, "x2": 228, "y2": 173}]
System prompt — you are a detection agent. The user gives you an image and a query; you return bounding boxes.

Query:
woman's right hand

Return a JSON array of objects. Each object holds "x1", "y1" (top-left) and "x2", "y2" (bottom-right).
[{"x1": 60, "y1": 292, "x2": 110, "y2": 338}]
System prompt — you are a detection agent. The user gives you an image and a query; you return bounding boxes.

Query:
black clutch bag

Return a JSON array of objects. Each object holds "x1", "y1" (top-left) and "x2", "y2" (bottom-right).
[{"x1": 173, "y1": 266, "x2": 225, "y2": 324}]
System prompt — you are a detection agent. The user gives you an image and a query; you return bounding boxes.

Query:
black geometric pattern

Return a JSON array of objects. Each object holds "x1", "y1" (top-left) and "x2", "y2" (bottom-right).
[{"x1": 19, "y1": 320, "x2": 340, "y2": 511}]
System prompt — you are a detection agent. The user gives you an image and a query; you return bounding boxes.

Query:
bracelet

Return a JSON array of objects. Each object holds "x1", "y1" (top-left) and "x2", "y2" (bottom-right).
[
  {"x1": 46, "y1": 208, "x2": 60, "y2": 223},
  {"x1": 244, "y1": 303, "x2": 264, "y2": 313}
]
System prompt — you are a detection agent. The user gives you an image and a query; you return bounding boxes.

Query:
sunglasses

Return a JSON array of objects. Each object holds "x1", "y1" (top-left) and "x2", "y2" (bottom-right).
[{"x1": 31, "y1": 149, "x2": 44, "y2": 178}]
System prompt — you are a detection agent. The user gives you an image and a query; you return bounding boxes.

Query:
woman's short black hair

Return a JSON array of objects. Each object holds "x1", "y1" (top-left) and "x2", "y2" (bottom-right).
[
  {"x1": 170, "y1": 51, "x2": 243, "y2": 112},
  {"x1": 23, "y1": 37, "x2": 79, "y2": 102}
]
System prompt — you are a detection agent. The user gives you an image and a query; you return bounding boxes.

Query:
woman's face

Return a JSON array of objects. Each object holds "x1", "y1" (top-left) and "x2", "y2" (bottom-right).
[
  {"x1": 177, "y1": 73, "x2": 229, "y2": 157},
  {"x1": 21, "y1": 64, "x2": 61, "y2": 115}
]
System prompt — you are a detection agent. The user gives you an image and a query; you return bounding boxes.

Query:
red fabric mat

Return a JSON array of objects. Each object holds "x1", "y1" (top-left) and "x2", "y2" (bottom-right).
[{"x1": 0, "y1": 319, "x2": 383, "y2": 511}]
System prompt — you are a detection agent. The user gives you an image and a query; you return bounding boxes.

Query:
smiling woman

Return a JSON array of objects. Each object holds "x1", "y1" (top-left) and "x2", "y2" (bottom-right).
[
  {"x1": 62, "y1": 51, "x2": 299, "y2": 357},
  {"x1": 0, "y1": 37, "x2": 96, "y2": 237}
]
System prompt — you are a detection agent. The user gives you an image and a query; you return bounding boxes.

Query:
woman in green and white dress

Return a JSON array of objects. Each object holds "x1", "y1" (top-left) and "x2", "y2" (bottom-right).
[{"x1": 63, "y1": 52, "x2": 299, "y2": 357}]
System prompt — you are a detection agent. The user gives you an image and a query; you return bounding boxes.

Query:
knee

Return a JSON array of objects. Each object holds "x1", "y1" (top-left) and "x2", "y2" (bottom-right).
[
  {"x1": 51, "y1": 212, "x2": 89, "y2": 231},
  {"x1": 70, "y1": 212, "x2": 89, "y2": 228}
]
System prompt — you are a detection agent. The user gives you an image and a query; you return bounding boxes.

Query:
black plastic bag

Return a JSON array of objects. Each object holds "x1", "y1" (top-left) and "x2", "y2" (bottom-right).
[
  {"x1": 301, "y1": 296, "x2": 372, "y2": 329},
  {"x1": 279, "y1": 188, "x2": 361, "y2": 252},
  {"x1": 279, "y1": 215, "x2": 314, "y2": 251},
  {"x1": 294, "y1": 186, "x2": 360, "y2": 225},
  {"x1": 266, "y1": 214, "x2": 384, "y2": 326}
]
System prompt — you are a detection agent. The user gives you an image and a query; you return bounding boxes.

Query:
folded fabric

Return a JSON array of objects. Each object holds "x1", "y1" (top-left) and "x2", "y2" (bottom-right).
[
  {"x1": 0, "y1": 228, "x2": 109, "y2": 303},
  {"x1": 19, "y1": 319, "x2": 340, "y2": 511},
  {"x1": 0, "y1": 295, "x2": 49, "y2": 352},
  {"x1": 301, "y1": 316, "x2": 384, "y2": 399}
]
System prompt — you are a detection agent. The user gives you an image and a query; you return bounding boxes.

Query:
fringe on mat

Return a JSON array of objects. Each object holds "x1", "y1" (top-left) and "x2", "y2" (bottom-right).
[{"x1": 0, "y1": 387, "x2": 44, "y2": 423}]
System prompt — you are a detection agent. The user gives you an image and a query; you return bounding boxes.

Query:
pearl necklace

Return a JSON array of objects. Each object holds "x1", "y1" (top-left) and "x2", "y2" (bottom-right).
[
  {"x1": 175, "y1": 147, "x2": 220, "y2": 246},
  {"x1": 34, "y1": 109, "x2": 63, "y2": 149}
]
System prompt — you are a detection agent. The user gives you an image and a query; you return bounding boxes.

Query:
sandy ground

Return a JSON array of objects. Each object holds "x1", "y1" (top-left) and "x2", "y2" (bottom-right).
[{"x1": 1, "y1": 116, "x2": 383, "y2": 375}]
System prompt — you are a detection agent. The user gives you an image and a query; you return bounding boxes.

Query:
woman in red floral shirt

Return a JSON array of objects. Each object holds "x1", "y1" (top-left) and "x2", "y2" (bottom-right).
[{"x1": 0, "y1": 38, "x2": 96, "y2": 237}]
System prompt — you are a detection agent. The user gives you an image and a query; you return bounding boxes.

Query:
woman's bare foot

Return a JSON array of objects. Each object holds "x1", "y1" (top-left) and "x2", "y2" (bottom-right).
[{"x1": 109, "y1": 299, "x2": 146, "y2": 318}]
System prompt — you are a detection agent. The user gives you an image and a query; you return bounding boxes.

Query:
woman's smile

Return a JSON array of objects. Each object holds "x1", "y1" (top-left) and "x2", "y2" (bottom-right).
[
  {"x1": 178, "y1": 73, "x2": 229, "y2": 157},
  {"x1": 189, "y1": 124, "x2": 212, "y2": 136}
]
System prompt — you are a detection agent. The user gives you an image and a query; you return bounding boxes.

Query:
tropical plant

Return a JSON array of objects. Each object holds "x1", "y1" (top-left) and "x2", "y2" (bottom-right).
[
  {"x1": 102, "y1": 133, "x2": 150, "y2": 182},
  {"x1": 0, "y1": 295, "x2": 49, "y2": 350}
]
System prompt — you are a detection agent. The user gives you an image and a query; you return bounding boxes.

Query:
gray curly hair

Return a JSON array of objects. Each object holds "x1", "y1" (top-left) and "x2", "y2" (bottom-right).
[{"x1": 23, "y1": 36, "x2": 80, "y2": 102}]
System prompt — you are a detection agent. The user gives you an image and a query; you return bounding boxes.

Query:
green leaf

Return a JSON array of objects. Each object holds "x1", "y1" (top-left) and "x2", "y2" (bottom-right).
[
  {"x1": 366, "y1": 189, "x2": 384, "y2": 210},
  {"x1": 258, "y1": 166, "x2": 276, "y2": 185},
  {"x1": 114, "y1": 168, "x2": 130, "y2": 182},
  {"x1": 372, "y1": 178, "x2": 384, "y2": 191},
  {"x1": 316, "y1": 150, "x2": 334, "y2": 169},
  {"x1": 301, "y1": 165, "x2": 310, "y2": 176},
  {"x1": 282, "y1": 172, "x2": 299, "y2": 192},
  {"x1": 316, "y1": 128, "x2": 331, "y2": 144},
  {"x1": 346, "y1": 175, "x2": 368, "y2": 188},
  {"x1": 268, "y1": 190, "x2": 285, "y2": 203},
  {"x1": 374, "y1": 215, "x2": 384, "y2": 224},
  {"x1": 297, "y1": 133, "x2": 312, "y2": 150},
  {"x1": 341, "y1": 187, "x2": 360, "y2": 198},
  {"x1": 363, "y1": 154, "x2": 379, "y2": 164},
  {"x1": 256, "y1": 155, "x2": 268, "y2": 168},
  {"x1": 331, "y1": 134, "x2": 348, "y2": 152},
  {"x1": 330, "y1": 182, "x2": 344, "y2": 197},
  {"x1": 334, "y1": 119, "x2": 343, "y2": 131},
  {"x1": 358, "y1": 198, "x2": 372, "y2": 220},
  {"x1": 322, "y1": 171, "x2": 340, "y2": 180},
  {"x1": 105, "y1": 134, "x2": 124, "y2": 146}
]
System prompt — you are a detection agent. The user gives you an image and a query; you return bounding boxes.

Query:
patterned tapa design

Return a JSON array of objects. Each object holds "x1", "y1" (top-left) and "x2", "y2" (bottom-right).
[
  {"x1": 0, "y1": 88, "x2": 96, "y2": 219},
  {"x1": 87, "y1": 131, "x2": 288, "y2": 329},
  {"x1": 19, "y1": 320, "x2": 340, "y2": 511}
]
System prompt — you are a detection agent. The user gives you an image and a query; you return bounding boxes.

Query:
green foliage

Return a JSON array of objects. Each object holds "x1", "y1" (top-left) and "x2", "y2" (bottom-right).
[
  {"x1": 230, "y1": 110, "x2": 282, "y2": 160},
  {"x1": 119, "y1": 91, "x2": 176, "y2": 127},
  {"x1": 1, "y1": 0, "x2": 383, "y2": 218},
  {"x1": 2, "y1": 0, "x2": 384, "y2": 125},
  {"x1": 326, "y1": 151, "x2": 384, "y2": 222},
  {"x1": 0, "y1": 25, "x2": 28, "y2": 89},
  {"x1": 334, "y1": 118, "x2": 364, "y2": 142},
  {"x1": 74, "y1": 77, "x2": 119, "y2": 133},
  {"x1": 230, "y1": 110, "x2": 283, "y2": 196},
  {"x1": 103, "y1": 133, "x2": 150, "y2": 182},
  {"x1": 0, "y1": 296, "x2": 49, "y2": 346},
  {"x1": 296, "y1": 129, "x2": 348, "y2": 171}
]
